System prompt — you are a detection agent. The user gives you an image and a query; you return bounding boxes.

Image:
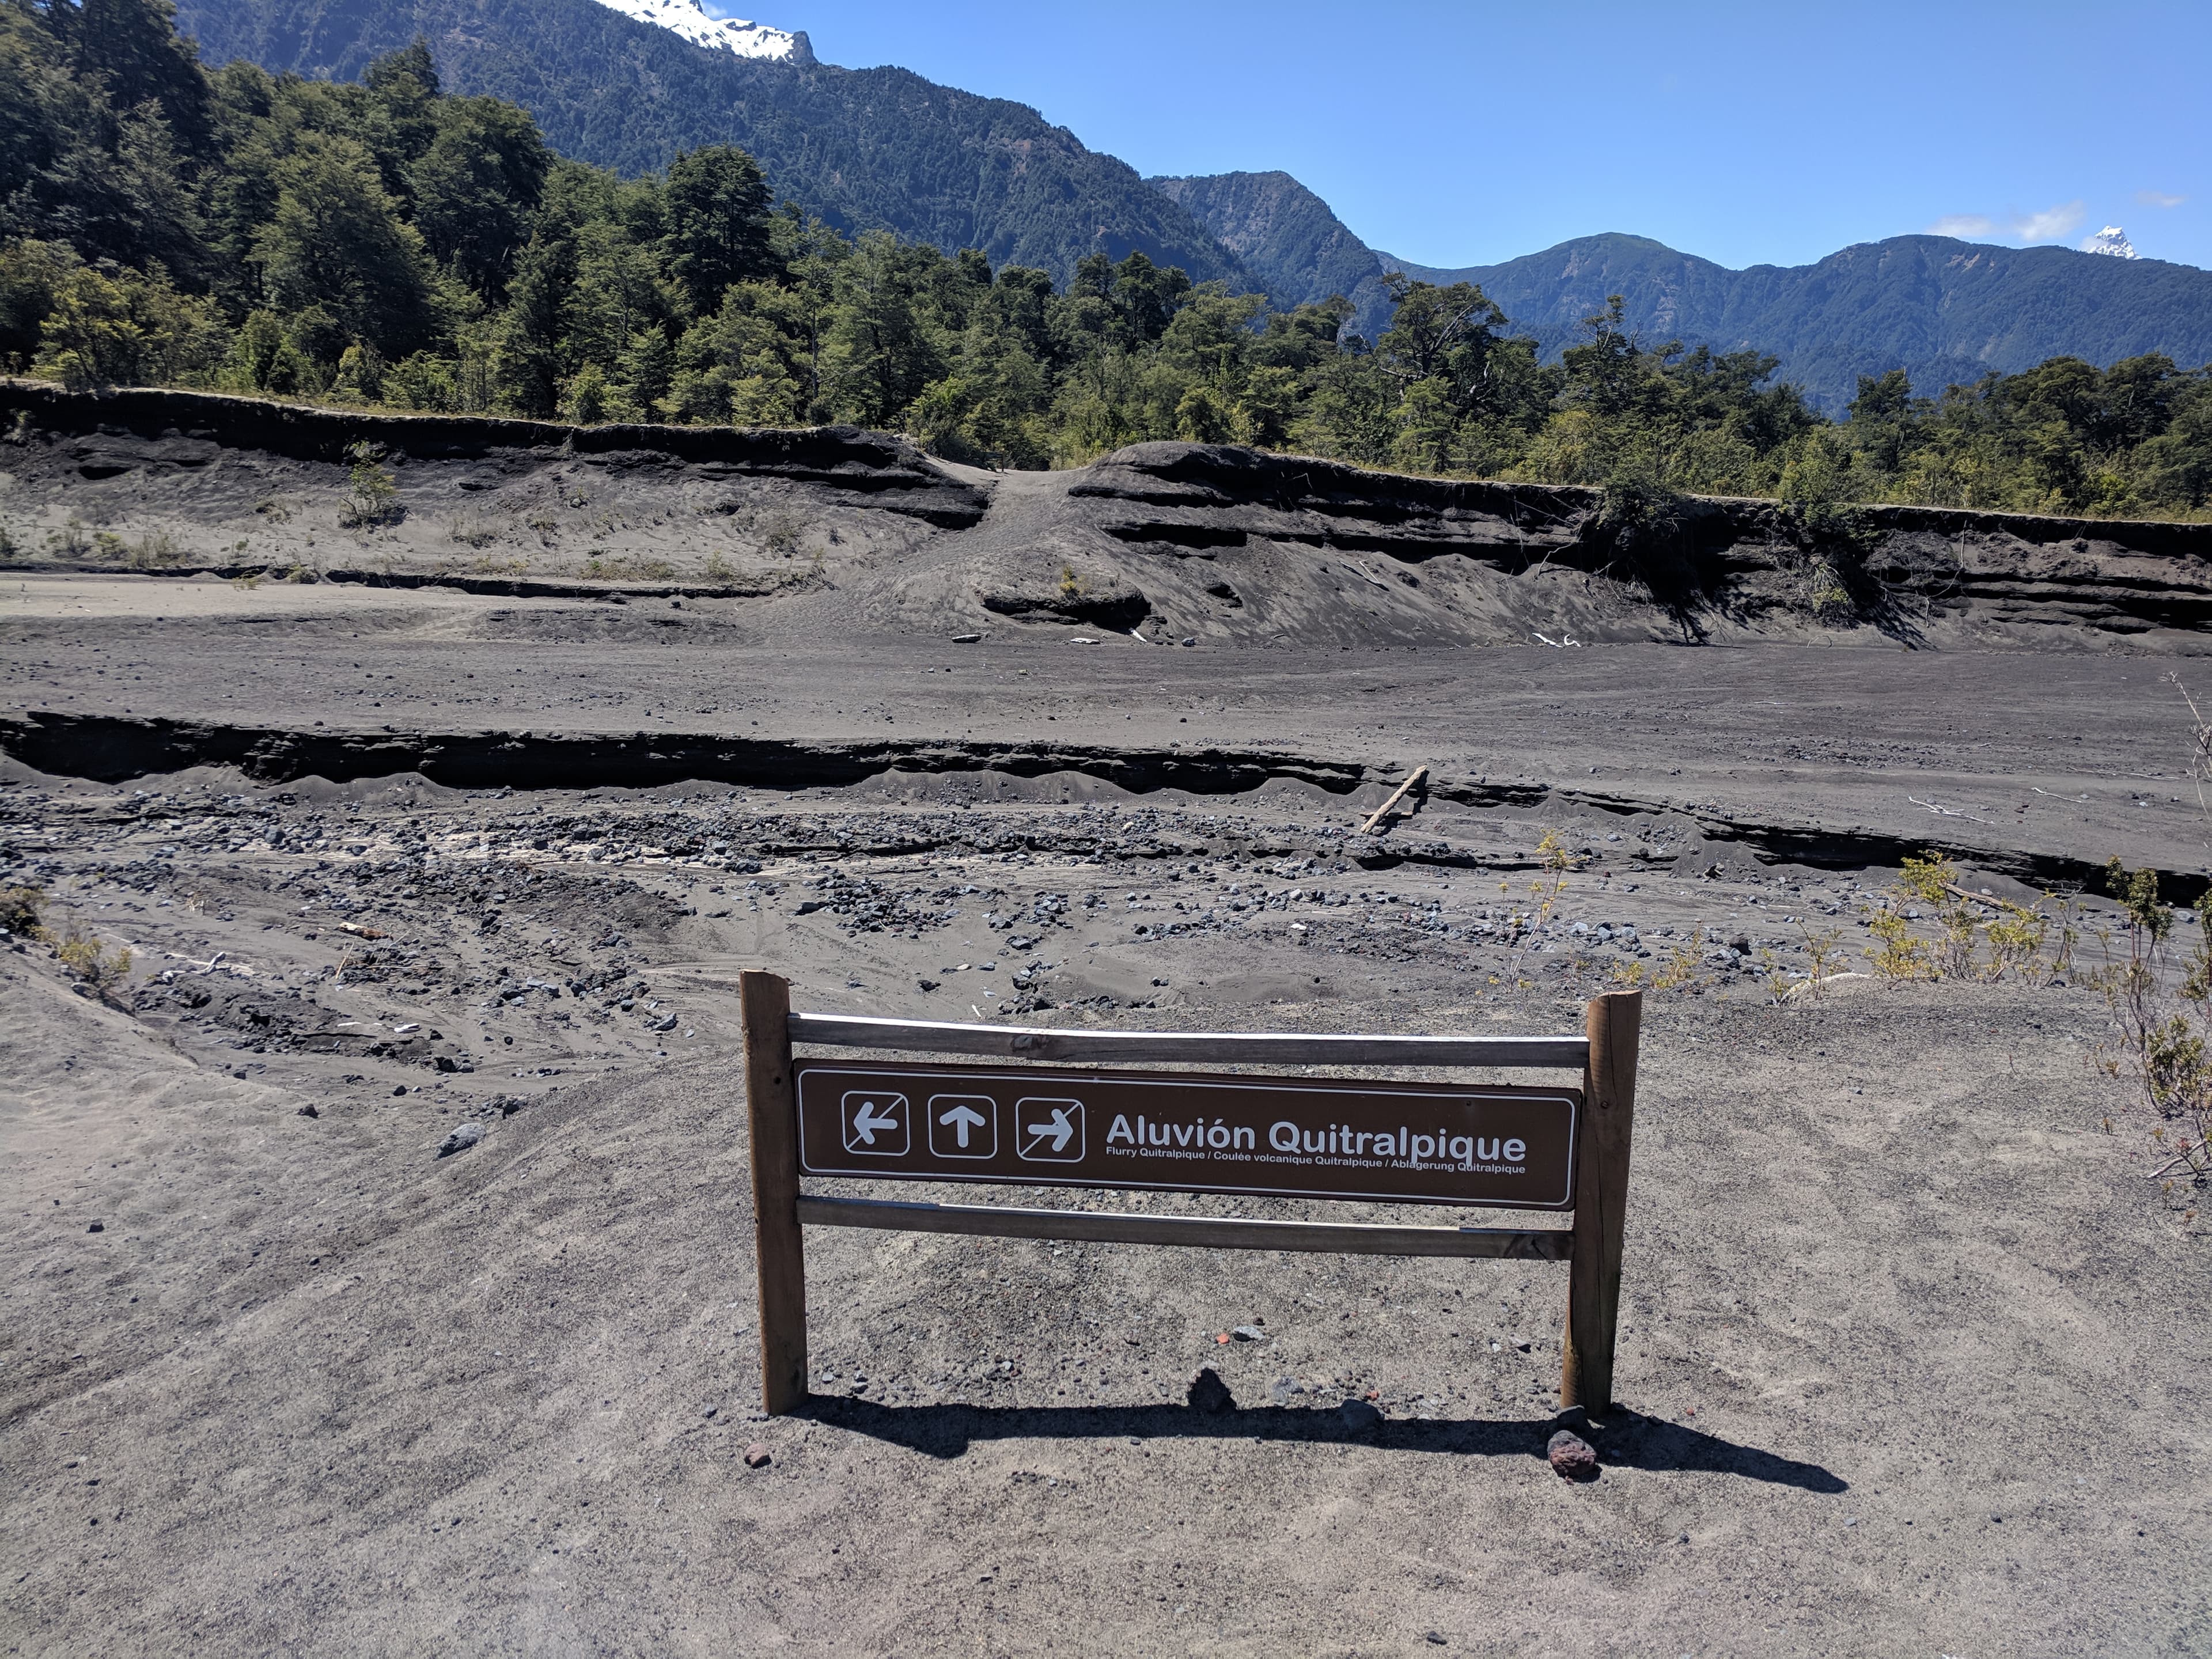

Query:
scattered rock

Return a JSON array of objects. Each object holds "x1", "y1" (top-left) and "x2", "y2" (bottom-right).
[
  {"x1": 950, "y1": 632, "x2": 981, "y2": 644},
  {"x1": 436, "y1": 1121, "x2": 484, "y2": 1158},
  {"x1": 391, "y1": 1085, "x2": 407, "y2": 1097},
  {"x1": 1231, "y1": 1324, "x2": 1266, "y2": 1342},
  {"x1": 649, "y1": 1013, "x2": 678, "y2": 1032},
  {"x1": 743, "y1": 1442, "x2": 771, "y2": 1468},
  {"x1": 85, "y1": 1221, "x2": 104, "y2": 1233},
  {"x1": 296, "y1": 1103, "x2": 319, "y2": 1118},
  {"x1": 1547, "y1": 1429, "x2": 1599, "y2": 1482},
  {"x1": 1186, "y1": 1367, "x2": 1233, "y2": 1414},
  {"x1": 1338, "y1": 1399, "x2": 1382, "y2": 1431},
  {"x1": 1426, "y1": 1634, "x2": 1448, "y2": 1646}
]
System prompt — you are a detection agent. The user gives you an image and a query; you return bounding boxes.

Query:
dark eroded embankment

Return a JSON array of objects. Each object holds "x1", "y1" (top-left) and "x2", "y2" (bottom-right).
[{"x1": 6, "y1": 710, "x2": 2198, "y2": 902}]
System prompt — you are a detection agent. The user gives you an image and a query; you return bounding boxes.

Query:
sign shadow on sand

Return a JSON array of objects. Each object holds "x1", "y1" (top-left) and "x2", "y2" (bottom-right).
[{"x1": 800, "y1": 1396, "x2": 1847, "y2": 1493}]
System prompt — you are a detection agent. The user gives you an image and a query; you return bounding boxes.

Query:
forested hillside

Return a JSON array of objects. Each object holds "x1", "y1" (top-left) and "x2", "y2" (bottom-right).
[
  {"x1": 170, "y1": 0, "x2": 1248, "y2": 291},
  {"x1": 1388, "y1": 234, "x2": 2212, "y2": 416},
  {"x1": 2, "y1": 0, "x2": 2206, "y2": 519},
  {"x1": 1161, "y1": 172, "x2": 2212, "y2": 418}
]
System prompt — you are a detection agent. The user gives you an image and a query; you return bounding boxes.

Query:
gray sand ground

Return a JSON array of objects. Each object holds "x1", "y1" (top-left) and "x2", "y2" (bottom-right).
[{"x1": 3, "y1": 415, "x2": 2210, "y2": 1656}]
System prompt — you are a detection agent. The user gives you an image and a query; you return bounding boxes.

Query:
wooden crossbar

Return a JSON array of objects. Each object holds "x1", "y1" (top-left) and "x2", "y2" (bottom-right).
[
  {"x1": 787, "y1": 1011, "x2": 1586, "y2": 1070},
  {"x1": 797, "y1": 1195, "x2": 1574, "y2": 1259}
]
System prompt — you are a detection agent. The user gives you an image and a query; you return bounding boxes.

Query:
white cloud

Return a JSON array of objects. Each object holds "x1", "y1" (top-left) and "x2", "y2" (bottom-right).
[
  {"x1": 1927, "y1": 201, "x2": 2084, "y2": 243},
  {"x1": 2138, "y1": 190, "x2": 2186, "y2": 209},
  {"x1": 2014, "y1": 200, "x2": 2085, "y2": 241}
]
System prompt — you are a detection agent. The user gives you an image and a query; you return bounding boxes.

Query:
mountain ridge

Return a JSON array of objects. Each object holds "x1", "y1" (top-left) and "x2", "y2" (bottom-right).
[
  {"x1": 171, "y1": 1, "x2": 2212, "y2": 414},
  {"x1": 172, "y1": 0, "x2": 1252, "y2": 292},
  {"x1": 1148, "y1": 171, "x2": 2212, "y2": 412}
]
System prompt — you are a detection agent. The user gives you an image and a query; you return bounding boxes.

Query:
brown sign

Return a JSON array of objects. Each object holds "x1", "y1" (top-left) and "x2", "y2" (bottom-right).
[{"x1": 793, "y1": 1058, "x2": 1577, "y2": 1209}]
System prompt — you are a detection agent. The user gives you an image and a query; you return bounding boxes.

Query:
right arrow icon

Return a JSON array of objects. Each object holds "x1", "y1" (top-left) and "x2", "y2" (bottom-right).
[
  {"x1": 1016, "y1": 1097, "x2": 1084, "y2": 1162},
  {"x1": 1026, "y1": 1107, "x2": 1075, "y2": 1151}
]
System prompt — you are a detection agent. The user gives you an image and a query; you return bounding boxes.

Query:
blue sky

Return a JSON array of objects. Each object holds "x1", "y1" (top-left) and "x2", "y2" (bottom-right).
[{"x1": 707, "y1": 1, "x2": 2210, "y2": 271}]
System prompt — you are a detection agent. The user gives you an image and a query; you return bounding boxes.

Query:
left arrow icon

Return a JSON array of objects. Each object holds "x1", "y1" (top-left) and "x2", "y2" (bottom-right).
[{"x1": 840, "y1": 1090, "x2": 909, "y2": 1156}]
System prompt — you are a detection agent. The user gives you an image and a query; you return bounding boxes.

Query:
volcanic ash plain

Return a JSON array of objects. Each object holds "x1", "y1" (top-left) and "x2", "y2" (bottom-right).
[{"x1": 1, "y1": 388, "x2": 2207, "y2": 1657}]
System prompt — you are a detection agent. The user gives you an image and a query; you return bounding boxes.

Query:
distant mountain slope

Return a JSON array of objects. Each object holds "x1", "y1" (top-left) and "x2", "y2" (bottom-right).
[
  {"x1": 1384, "y1": 234, "x2": 2212, "y2": 410},
  {"x1": 1148, "y1": 172, "x2": 1382, "y2": 312},
  {"x1": 1150, "y1": 171, "x2": 1402, "y2": 341},
  {"x1": 1154, "y1": 175, "x2": 2212, "y2": 413},
  {"x1": 173, "y1": 0, "x2": 1247, "y2": 290}
]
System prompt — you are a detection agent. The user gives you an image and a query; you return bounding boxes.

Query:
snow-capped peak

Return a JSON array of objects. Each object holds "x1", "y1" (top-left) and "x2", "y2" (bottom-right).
[
  {"x1": 587, "y1": 0, "x2": 813, "y2": 63},
  {"x1": 2084, "y1": 225, "x2": 2138, "y2": 259}
]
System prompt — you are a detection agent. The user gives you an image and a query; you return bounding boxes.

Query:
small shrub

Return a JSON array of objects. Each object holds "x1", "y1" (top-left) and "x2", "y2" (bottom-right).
[
  {"x1": 1865, "y1": 907, "x2": 1935, "y2": 980},
  {"x1": 126, "y1": 531, "x2": 182, "y2": 569},
  {"x1": 703, "y1": 549, "x2": 736, "y2": 582},
  {"x1": 2089, "y1": 858, "x2": 2212, "y2": 1187},
  {"x1": 1650, "y1": 926, "x2": 1705, "y2": 991},
  {"x1": 449, "y1": 515, "x2": 496, "y2": 549},
  {"x1": 340, "y1": 442, "x2": 402, "y2": 527},
  {"x1": 1795, "y1": 923, "x2": 1850, "y2": 998},
  {"x1": 55, "y1": 927, "x2": 132, "y2": 998},
  {"x1": 762, "y1": 512, "x2": 802, "y2": 557},
  {"x1": 1866, "y1": 852, "x2": 2076, "y2": 985},
  {"x1": 0, "y1": 883, "x2": 46, "y2": 938},
  {"x1": 580, "y1": 554, "x2": 674, "y2": 582},
  {"x1": 1596, "y1": 459, "x2": 1685, "y2": 550},
  {"x1": 47, "y1": 517, "x2": 89, "y2": 556},
  {"x1": 1753, "y1": 944, "x2": 1798, "y2": 1002}
]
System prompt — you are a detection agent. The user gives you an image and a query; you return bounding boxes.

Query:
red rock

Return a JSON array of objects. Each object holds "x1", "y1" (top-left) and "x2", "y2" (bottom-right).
[
  {"x1": 743, "y1": 1443, "x2": 772, "y2": 1468},
  {"x1": 1547, "y1": 1430, "x2": 1599, "y2": 1481}
]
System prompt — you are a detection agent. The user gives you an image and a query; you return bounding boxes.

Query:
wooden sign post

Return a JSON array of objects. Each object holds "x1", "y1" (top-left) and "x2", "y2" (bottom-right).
[{"x1": 740, "y1": 974, "x2": 1641, "y2": 1418}]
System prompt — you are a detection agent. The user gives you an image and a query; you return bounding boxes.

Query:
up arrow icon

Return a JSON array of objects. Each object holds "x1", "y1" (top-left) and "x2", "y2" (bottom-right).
[{"x1": 927, "y1": 1094, "x2": 995, "y2": 1159}]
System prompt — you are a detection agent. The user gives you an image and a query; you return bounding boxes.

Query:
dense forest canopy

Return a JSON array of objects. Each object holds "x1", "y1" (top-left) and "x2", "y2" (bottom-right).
[{"x1": 2, "y1": 0, "x2": 2207, "y2": 519}]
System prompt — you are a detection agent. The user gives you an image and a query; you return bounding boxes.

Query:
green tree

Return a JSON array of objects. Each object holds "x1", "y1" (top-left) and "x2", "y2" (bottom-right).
[
  {"x1": 251, "y1": 131, "x2": 435, "y2": 358},
  {"x1": 34, "y1": 261, "x2": 225, "y2": 387},
  {"x1": 411, "y1": 96, "x2": 549, "y2": 298},
  {"x1": 664, "y1": 145, "x2": 776, "y2": 315}
]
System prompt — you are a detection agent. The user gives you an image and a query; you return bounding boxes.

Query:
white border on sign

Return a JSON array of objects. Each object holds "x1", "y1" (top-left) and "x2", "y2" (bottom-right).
[{"x1": 794, "y1": 1065, "x2": 1578, "y2": 1209}]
